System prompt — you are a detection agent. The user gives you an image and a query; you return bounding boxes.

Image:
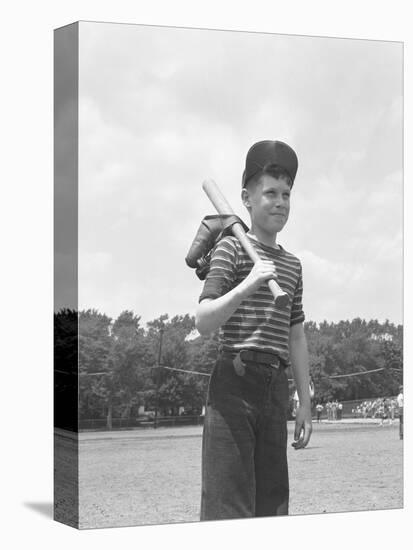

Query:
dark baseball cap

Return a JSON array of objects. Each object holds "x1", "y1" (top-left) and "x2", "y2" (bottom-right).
[{"x1": 242, "y1": 140, "x2": 298, "y2": 188}]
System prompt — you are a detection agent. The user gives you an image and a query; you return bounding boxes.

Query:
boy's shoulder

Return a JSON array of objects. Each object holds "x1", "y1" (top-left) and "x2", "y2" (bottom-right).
[
  {"x1": 278, "y1": 245, "x2": 302, "y2": 265},
  {"x1": 214, "y1": 234, "x2": 240, "y2": 252},
  {"x1": 217, "y1": 236, "x2": 303, "y2": 262},
  {"x1": 214, "y1": 236, "x2": 303, "y2": 273},
  {"x1": 268, "y1": 243, "x2": 303, "y2": 273}
]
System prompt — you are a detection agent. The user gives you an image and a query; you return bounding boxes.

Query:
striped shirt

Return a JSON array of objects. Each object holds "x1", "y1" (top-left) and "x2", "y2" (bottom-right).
[{"x1": 199, "y1": 235, "x2": 305, "y2": 367}]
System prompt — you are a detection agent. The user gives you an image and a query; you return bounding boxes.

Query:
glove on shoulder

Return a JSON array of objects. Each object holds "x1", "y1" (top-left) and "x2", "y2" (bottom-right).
[{"x1": 185, "y1": 214, "x2": 249, "y2": 280}]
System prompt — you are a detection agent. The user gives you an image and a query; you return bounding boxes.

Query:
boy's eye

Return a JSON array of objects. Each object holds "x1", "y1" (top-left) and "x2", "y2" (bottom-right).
[{"x1": 265, "y1": 190, "x2": 290, "y2": 199}]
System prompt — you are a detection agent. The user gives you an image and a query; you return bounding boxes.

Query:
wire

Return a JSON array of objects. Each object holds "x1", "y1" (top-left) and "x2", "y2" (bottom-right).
[
  {"x1": 61, "y1": 365, "x2": 402, "y2": 379},
  {"x1": 327, "y1": 367, "x2": 385, "y2": 379},
  {"x1": 287, "y1": 366, "x2": 402, "y2": 383},
  {"x1": 157, "y1": 364, "x2": 210, "y2": 377}
]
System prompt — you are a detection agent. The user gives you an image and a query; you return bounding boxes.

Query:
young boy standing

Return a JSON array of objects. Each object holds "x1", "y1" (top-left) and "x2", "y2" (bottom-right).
[{"x1": 196, "y1": 140, "x2": 312, "y2": 521}]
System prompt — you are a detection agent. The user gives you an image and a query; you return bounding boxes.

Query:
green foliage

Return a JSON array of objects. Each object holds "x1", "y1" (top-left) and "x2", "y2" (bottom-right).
[
  {"x1": 73, "y1": 310, "x2": 403, "y2": 424},
  {"x1": 305, "y1": 318, "x2": 403, "y2": 402},
  {"x1": 54, "y1": 308, "x2": 78, "y2": 374}
]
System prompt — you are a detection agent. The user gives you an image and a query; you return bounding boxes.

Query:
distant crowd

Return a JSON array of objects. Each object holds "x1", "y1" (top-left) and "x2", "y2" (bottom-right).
[
  {"x1": 351, "y1": 397, "x2": 398, "y2": 422},
  {"x1": 313, "y1": 395, "x2": 402, "y2": 425},
  {"x1": 314, "y1": 400, "x2": 343, "y2": 422}
]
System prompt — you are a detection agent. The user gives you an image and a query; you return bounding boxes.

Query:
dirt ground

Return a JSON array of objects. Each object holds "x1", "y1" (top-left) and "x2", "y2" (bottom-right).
[{"x1": 56, "y1": 421, "x2": 403, "y2": 529}]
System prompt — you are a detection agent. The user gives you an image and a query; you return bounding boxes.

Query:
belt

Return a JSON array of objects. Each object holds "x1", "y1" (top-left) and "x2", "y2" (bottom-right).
[{"x1": 222, "y1": 349, "x2": 282, "y2": 368}]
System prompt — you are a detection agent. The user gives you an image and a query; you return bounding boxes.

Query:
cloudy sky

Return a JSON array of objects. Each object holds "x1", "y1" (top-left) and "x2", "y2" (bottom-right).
[{"x1": 77, "y1": 21, "x2": 403, "y2": 326}]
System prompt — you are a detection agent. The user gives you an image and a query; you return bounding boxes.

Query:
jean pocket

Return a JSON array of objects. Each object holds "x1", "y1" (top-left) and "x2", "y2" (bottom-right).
[{"x1": 232, "y1": 352, "x2": 246, "y2": 377}]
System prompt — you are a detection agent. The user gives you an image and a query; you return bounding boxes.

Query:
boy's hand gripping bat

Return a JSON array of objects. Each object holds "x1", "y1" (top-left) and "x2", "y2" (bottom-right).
[{"x1": 202, "y1": 179, "x2": 289, "y2": 308}]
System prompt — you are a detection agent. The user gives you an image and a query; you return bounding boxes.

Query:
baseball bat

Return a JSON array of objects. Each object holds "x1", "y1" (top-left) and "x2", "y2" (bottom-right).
[{"x1": 202, "y1": 178, "x2": 289, "y2": 308}]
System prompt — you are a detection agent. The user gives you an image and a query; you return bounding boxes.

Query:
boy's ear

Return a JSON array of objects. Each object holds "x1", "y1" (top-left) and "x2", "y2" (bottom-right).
[{"x1": 241, "y1": 188, "x2": 251, "y2": 208}]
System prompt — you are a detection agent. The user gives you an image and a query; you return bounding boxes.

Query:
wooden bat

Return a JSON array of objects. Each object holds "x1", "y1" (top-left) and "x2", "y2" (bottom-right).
[{"x1": 202, "y1": 178, "x2": 289, "y2": 308}]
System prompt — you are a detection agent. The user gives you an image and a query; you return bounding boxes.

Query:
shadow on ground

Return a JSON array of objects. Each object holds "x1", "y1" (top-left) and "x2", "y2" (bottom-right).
[{"x1": 24, "y1": 502, "x2": 54, "y2": 518}]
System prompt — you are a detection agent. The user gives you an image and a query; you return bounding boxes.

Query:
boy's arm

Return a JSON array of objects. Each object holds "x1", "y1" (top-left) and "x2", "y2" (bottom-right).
[
  {"x1": 196, "y1": 260, "x2": 277, "y2": 335},
  {"x1": 289, "y1": 322, "x2": 313, "y2": 449}
]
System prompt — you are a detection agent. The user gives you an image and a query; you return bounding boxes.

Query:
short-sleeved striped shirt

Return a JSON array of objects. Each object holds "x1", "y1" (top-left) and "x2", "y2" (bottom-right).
[{"x1": 199, "y1": 234, "x2": 305, "y2": 367}]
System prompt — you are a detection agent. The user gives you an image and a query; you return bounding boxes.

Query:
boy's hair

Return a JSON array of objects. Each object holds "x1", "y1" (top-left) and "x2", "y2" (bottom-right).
[{"x1": 243, "y1": 163, "x2": 293, "y2": 190}]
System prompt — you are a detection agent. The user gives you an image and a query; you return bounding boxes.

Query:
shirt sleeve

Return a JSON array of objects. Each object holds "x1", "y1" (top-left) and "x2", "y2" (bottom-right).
[
  {"x1": 290, "y1": 262, "x2": 305, "y2": 326},
  {"x1": 198, "y1": 237, "x2": 238, "y2": 302}
]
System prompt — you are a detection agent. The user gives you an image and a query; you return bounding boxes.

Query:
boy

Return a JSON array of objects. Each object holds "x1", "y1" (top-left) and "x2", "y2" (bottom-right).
[{"x1": 196, "y1": 140, "x2": 312, "y2": 521}]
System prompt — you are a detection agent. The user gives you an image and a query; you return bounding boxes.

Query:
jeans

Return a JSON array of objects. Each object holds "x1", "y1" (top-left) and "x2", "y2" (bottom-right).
[{"x1": 200, "y1": 352, "x2": 290, "y2": 521}]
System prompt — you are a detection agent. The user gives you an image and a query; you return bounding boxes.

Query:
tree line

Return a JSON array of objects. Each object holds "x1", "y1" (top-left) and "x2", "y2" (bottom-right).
[{"x1": 54, "y1": 309, "x2": 403, "y2": 429}]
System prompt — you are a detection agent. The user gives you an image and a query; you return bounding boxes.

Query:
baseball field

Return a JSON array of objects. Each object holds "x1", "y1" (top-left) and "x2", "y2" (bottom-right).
[{"x1": 55, "y1": 420, "x2": 403, "y2": 529}]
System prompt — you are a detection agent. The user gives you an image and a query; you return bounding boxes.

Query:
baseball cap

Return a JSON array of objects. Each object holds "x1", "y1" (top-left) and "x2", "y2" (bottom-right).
[{"x1": 242, "y1": 140, "x2": 298, "y2": 188}]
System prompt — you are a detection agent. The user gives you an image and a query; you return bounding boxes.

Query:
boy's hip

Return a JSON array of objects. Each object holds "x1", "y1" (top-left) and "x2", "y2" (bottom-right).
[
  {"x1": 206, "y1": 350, "x2": 289, "y2": 414},
  {"x1": 223, "y1": 348, "x2": 282, "y2": 368}
]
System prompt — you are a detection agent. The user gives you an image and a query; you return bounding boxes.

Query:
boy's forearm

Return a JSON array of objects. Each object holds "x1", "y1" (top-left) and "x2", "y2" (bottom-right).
[
  {"x1": 196, "y1": 260, "x2": 278, "y2": 335},
  {"x1": 195, "y1": 282, "x2": 249, "y2": 335},
  {"x1": 289, "y1": 324, "x2": 311, "y2": 406}
]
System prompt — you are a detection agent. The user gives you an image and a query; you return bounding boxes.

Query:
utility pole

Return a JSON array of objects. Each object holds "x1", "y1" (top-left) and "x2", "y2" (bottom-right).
[{"x1": 154, "y1": 326, "x2": 164, "y2": 429}]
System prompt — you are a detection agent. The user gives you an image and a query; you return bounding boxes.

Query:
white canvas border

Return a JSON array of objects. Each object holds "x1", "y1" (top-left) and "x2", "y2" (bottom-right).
[{"x1": 2, "y1": 0, "x2": 410, "y2": 548}]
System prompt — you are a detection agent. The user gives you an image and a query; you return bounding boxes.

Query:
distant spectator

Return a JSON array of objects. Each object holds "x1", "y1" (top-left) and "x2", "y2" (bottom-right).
[
  {"x1": 331, "y1": 400, "x2": 337, "y2": 421},
  {"x1": 380, "y1": 398, "x2": 390, "y2": 426},
  {"x1": 389, "y1": 399, "x2": 396, "y2": 423},
  {"x1": 397, "y1": 386, "x2": 403, "y2": 440},
  {"x1": 309, "y1": 376, "x2": 315, "y2": 402},
  {"x1": 337, "y1": 401, "x2": 343, "y2": 420},
  {"x1": 315, "y1": 403, "x2": 323, "y2": 423},
  {"x1": 326, "y1": 401, "x2": 332, "y2": 421},
  {"x1": 353, "y1": 405, "x2": 361, "y2": 418},
  {"x1": 373, "y1": 399, "x2": 381, "y2": 418}
]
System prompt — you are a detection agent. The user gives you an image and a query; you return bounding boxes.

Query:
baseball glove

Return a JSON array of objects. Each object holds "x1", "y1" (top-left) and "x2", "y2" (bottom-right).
[{"x1": 185, "y1": 214, "x2": 249, "y2": 280}]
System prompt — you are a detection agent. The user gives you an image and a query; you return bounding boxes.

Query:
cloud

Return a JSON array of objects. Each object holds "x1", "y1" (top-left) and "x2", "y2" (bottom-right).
[{"x1": 75, "y1": 22, "x2": 403, "y2": 324}]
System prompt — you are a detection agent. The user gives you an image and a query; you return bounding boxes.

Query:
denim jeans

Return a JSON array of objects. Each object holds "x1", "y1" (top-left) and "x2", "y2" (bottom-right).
[{"x1": 200, "y1": 352, "x2": 290, "y2": 521}]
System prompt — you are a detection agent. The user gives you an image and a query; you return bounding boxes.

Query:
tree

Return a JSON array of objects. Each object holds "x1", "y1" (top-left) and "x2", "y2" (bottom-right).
[
  {"x1": 79, "y1": 309, "x2": 152, "y2": 429},
  {"x1": 145, "y1": 314, "x2": 199, "y2": 415},
  {"x1": 76, "y1": 310, "x2": 403, "y2": 426},
  {"x1": 54, "y1": 309, "x2": 79, "y2": 430},
  {"x1": 105, "y1": 310, "x2": 151, "y2": 428},
  {"x1": 305, "y1": 318, "x2": 403, "y2": 402},
  {"x1": 78, "y1": 309, "x2": 112, "y2": 423}
]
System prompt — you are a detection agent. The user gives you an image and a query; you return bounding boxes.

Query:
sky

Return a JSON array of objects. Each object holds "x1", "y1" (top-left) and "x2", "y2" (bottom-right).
[{"x1": 75, "y1": 21, "x2": 403, "y2": 326}]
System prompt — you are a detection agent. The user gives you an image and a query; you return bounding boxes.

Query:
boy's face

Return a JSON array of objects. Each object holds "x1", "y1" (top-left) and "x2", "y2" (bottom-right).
[{"x1": 242, "y1": 174, "x2": 291, "y2": 236}]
